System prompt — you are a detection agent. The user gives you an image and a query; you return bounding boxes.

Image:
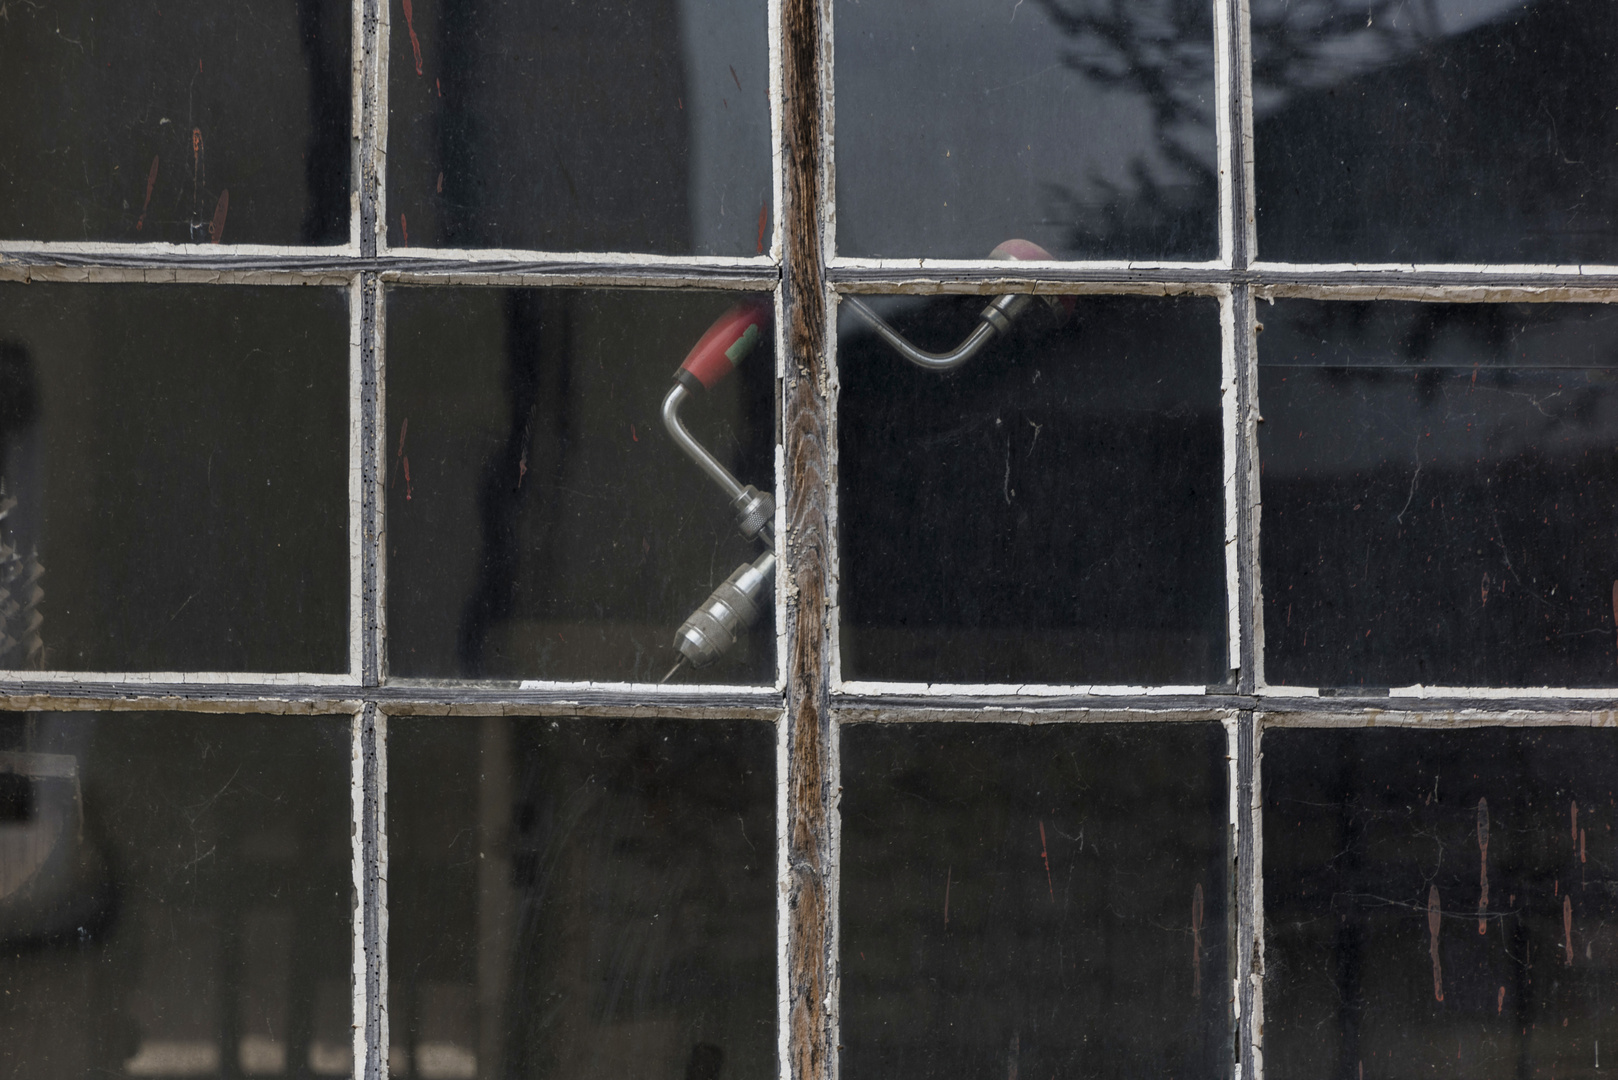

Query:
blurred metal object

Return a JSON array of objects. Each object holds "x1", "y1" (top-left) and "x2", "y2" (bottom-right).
[
  {"x1": 842, "y1": 293, "x2": 1037, "y2": 371},
  {"x1": 671, "y1": 552, "x2": 776, "y2": 671},
  {"x1": 660, "y1": 384, "x2": 776, "y2": 547},
  {"x1": 841, "y1": 238, "x2": 1070, "y2": 371}
]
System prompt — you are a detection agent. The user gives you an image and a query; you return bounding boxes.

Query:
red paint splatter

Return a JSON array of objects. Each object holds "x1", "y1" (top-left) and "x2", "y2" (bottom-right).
[
  {"x1": 1498, "y1": 986, "x2": 1505, "y2": 1015},
  {"x1": 1038, "y1": 820, "x2": 1053, "y2": 901},
  {"x1": 944, "y1": 865, "x2": 951, "y2": 927},
  {"x1": 1565, "y1": 894, "x2": 1575, "y2": 964},
  {"x1": 401, "y1": 0, "x2": 423, "y2": 74},
  {"x1": 1477, "y1": 797, "x2": 1490, "y2": 934},
  {"x1": 677, "y1": 97, "x2": 683, "y2": 110},
  {"x1": 436, "y1": 171, "x2": 444, "y2": 193},
  {"x1": 1428, "y1": 885, "x2": 1443, "y2": 1002},
  {"x1": 1191, "y1": 883, "x2": 1204, "y2": 1000},
  {"x1": 1573, "y1": 800, "x2": 1580, "y2": 843},
  {"x1": 403, "y1": 456, "x2": 413, "y2": 500},
  {"x1": 1581, "y1": 828, "x2": 1587, "y2": 864},
  {"x1": 630, "y1": 424, "x2": 638, "y2": 442},
  {"x1": 192, "y1": 128, "x2": 202, "y2": 178},
  {"x1": 396, "y1": 417, "x2": 409, "y2": 458},
  {"x1": 208, "y1": 189, "x2": 229, "y2": 244},
  {"x1": 136, "y1": 155, "x2": 158, "y2": 232},
  {"x1": 400, "y1": 213, "x2": 409, "y2": 246},
  {"x1": 435, "y1": 77, "x2": 442, "y2": 98},
  {"x1": 730, "y1": 64, "x2": 743, "y2": 92},
  {"x1": 757, "y1": 202, "x2": 767, "y2": 255},
  {"x1": 1481, "y1": 572, "x2": 1489, "y2": 606}
]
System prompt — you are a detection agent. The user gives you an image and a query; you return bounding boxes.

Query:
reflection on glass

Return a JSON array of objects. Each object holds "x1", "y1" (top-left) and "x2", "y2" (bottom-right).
[
  {"x1": 1258, "y1": 301, "x2": 1618, "y2": 688},
  {"x1": 388, "y1": 716, "x2": 776, "y2": 1080},
  {"x1": 1253, "y1": 0, "x2": 1618, "y2": 263},
  {"x1": 385, "y1": 287, "x2": 776, "y2": 684},
  {"x1": 0, "y1": 0, "x2": 351, "y2": 245},
  {"x1": 0, "y1": 283, "x2": 350, "y2": 674},
  {"x1": 837, "y1": 292, "x2": 1227, "y2": 686},
  {"x1": 840, "y1": 722, "x2": 1229, "y2": 1080},
  {"x1": 1265, "y1": 726, "x2": 1618, "y2": 1080},
  {"x1": 386, "y1": 0, "x2": 771, "y2": 254},
  {"x1": 0, "y1": 713, "x2": 351, "y2": 1077},
  {"x1": 834, "y1": 0, "x2": 1217, "y2": 260}
]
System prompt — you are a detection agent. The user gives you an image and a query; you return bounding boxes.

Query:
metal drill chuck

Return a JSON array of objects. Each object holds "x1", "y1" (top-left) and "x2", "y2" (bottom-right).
[
  {"x1": 673, "y1": 551, "x2": 776, "y2": 669},
  {"x1": 731, "y1": 484, "x2": 775, "y2": 545}
]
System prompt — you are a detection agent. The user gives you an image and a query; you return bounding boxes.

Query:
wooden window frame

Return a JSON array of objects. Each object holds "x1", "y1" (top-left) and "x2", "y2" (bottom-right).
[{"x1": 4, "y1": 0, "x2": 1618, "y2": 1076}]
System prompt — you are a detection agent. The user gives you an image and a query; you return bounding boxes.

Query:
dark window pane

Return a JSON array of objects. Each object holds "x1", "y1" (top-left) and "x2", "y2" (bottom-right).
[
  {"x1": 386, "y1": 0, "x2": 771, "y2": 255},
  {"x1": 838, "y1": 293, "x2": 1227, "y2": 685},
  {"x1": 841, "y1": 721, "x2": 1230, "y2": 1080},
  {"x1": 0, "y1": 283, "x2": 350, "y2": 673},
  {"x1": 834, "y1": 0, "x2": 1217, "y2": 260},
  {"x1": 0, "y1": 713, "x2": 352, "y2": 1077},
  {"x1": 388, "y1": 715, "x2": 776, "y2": 1080},
  {"x1": 0, "y1": 0, "x2": 351, "y2": 245},
  {"x1": 1265, "y1": 726, "x2": 1618, "y2": 1080},
  {"x1": 386, "y1": 287, "x2": 776, "y2": 684},
  {"x1": 1258, "y1": 301, "x2": 1618, "y2": 688},
  {"x1": 1253, "y1": 0, "x2": 1618, "y2": 263}
]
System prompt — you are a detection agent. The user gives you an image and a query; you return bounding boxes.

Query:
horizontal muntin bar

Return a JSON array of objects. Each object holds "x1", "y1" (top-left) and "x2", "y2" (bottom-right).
[
  {"x1": 836, "y1": 680, "x2": 1216, "y2": 697},
  {"x1": 836, "y1": 702, "x2": 1236, "y2": 724},
  {"x1": 0, "y1": 248, "x2": 781, "y2": 287},
  {"x1": 1259, "y1": 708, "x2": 1618, "y2": 729},
  {"x1": 13, "y1": 250, "x2": 1618, "y2": 295},
  {"x1": 1258, "y1": 684, "x2": 1618, "y2": 700},
  {"x1": 0, "y1": 680, "x2": 1611, "y2": 718},
  {"x1": 0, "y1": 679, "x2": 782, "y2": 718},
  {"x1": 835, "y1": 691, "x2": 1618, "y2": 715},
  {"x1": 831, "y1": 264, "x2": 1618, "y2": 294}
]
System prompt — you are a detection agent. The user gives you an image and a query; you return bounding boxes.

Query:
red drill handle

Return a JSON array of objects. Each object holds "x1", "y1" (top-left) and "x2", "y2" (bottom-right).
[{"x1": 677, "y1": 299, "x2": 773, "y2": 390}]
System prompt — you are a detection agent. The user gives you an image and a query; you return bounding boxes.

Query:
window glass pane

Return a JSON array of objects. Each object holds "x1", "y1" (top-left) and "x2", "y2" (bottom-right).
[
  {"x1": 0, "y1": 0, "x2": 352, "y2": 245},
  {"x1": 1253, "y1": 0, "x2": 1618, "y2": 263},
  {"x1": 1258, "y1": 300, "x2": 1618, "y2": 689},
  {"x1": 0, "y1": 283, "x2": 350, "y2": 674},
  {"x1": 1265, "y1": 725, "x2": 1618, "y2": 1080},
  {"x1": 0, "y1": 712, "x2": 352, "y2": 1077},
  {"x1": 833, "y1": 0, "x2": 1218, "y2": 261},
  {"x1": 386, "y1": 0, "x2": 771, "y2": 255},
  {"x1": 388, "y1": 715, "x2": 776, "y2": 1080},
  {"x1": 840, "y1": 721, "x2": 1230, "y2": 1079},
  {"x1": 837, "y1": 293, "x2": 1227, "y2": 686},
  {"x1": 386, "y1": 286, "x2": 776, "y2": 684}
]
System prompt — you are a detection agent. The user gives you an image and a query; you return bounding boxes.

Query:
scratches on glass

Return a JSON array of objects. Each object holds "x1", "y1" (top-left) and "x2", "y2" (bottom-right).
[{"x1": 1266, "y1": 726, "x2": 1618, "y2": 1079}]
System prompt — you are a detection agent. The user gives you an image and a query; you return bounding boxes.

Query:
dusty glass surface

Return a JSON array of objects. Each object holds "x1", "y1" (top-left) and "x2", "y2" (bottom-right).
[
  {"x1": 386, "y1": 287, "x2": 776, "y2": 684},
  {"x1": 0, "y1": 712, "x2": 352, "y2": 1078},
  {"x1": 1265, "y1": 726, "x2": 1618, "y2": 1080},
  {"x1": 837, "y1": 292, "x2": 1227, "y2": 686},
  {"x1": 1259, "y1": 301, "x2": 1618, "y2": 689},
  {"x1": 840, "y1": 721, "x2": 1229, "y2": 1080},
  {"x1": 388, "y1": 715, "x2": 776, "y2": 1080},
  {"x1": 0, "y1": 0, "x2": 351, "y2": 245},
  {"x1": 0, "y1": 283, "x2": 350, "y2": 674},
  {"x1": 1253, "y1": 0, "x2": 1618, "y2": 264},
  {"x1": 386, "y1": 0, "x2": 771, "y2": 254},
  {"x1": 834, "y1": 0, "x2": 1217, "y2": 260}
]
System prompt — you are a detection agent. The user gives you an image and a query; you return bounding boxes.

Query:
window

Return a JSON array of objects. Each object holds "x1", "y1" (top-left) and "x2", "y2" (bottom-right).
[{"x1": 2, "y1": 0, "x2": 1615, "y2": 1077}]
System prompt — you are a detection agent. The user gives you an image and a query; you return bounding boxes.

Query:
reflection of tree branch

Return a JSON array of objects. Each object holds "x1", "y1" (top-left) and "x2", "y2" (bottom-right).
[{"x1": 1029, "y1": 0, "x2": 1439, "y2": 250}]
